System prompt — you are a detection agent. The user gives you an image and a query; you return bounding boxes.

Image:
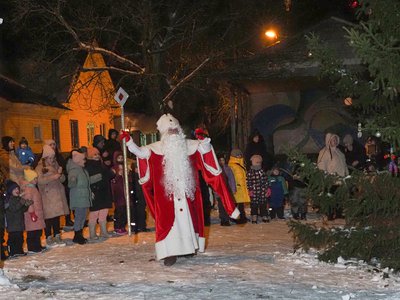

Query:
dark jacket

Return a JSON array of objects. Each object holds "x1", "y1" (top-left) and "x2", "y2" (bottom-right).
[
  {"x1": 103, "y1": 129, "x2": 122, "y2": 166},
  {"x1": 5, "y1": 195, "x2": 31, "y2": 232},
  {"x1": 85, "y1": 159, "x2": 115, "y2": 211},
  {"x1": 267, "y1": 175, "x2": 288, "y2": 208},
  {"x1": 244, "y1": 132, "x2": 273, "y2": 170}
]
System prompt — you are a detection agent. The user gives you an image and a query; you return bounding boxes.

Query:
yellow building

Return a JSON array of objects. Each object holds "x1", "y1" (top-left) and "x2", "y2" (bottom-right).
[
  {"x1": 1, "y1": 49, "x2": 120, "y2": 153},
  {"x1": 58, "y1": 51, "x2": 120, "y2": 152},
  {"x1": 0, "y1": 74, "x2": 67, "y2": 154}
]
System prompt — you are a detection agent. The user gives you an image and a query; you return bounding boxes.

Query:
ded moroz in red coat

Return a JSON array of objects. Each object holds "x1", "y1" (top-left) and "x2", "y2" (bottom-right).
[{"x1": 127, "y1": 138, "x2": 239, "y2": 260}]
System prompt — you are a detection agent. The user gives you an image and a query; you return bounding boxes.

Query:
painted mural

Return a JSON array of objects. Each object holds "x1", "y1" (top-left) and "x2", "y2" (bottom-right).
[{"x1": 251, "y1": 90, "x2": 355, "y2": 154}]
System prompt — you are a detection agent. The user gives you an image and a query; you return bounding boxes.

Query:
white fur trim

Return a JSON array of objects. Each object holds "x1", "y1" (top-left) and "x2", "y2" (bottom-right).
[
  {"x1": 198, "y1": 137, "x2": 211, "y2": 153},
  {"x1": 199, "y1": 146, "x2": 222, "y2": 176},
  {"x1": 137, "y1": 157, "x2": 151, "y2": 185},
  {"x1": 198, "y1": 237, "x2": 206, "y2": 253},
  {"x1": 126, "y1": 139, "x2": 150, "y2": 159},
  {"x1": 230, "y1": 207, "x2": 240, "y2": 219}
]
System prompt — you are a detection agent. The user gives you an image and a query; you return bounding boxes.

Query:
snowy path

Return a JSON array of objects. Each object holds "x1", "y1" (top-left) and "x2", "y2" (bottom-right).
[{"x1": 1, "y1": 213, "x2": 400, "y2": 300}]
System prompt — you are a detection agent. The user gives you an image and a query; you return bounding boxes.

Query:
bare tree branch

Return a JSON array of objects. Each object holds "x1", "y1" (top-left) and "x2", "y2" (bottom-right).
[
  {"x1": 79, "y1": 66, "x2": 143, "y2": 75},
  {"x1": 162, "y1": 57, "x2": 210, "y2": 104}
]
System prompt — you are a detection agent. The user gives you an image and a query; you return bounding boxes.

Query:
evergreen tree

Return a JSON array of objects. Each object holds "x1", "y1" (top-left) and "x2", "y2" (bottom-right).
[{"x1": 288, "y1": 1, "x2": 400, "y2": 271}]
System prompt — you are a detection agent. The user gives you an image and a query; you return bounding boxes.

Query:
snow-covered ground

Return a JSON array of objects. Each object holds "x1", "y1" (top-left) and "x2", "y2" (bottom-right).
[{"x1": 1, "y1": 211, "x2": 400, "y2": 300}]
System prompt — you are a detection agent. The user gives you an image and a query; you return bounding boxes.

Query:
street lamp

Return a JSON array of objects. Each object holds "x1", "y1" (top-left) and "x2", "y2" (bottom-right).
[
  {"x1": 265, "y1": 29, "x2": 278, "y2": 40},
  {"x1": 0, "y1": 18, "x2": 3, "y2": 25}
]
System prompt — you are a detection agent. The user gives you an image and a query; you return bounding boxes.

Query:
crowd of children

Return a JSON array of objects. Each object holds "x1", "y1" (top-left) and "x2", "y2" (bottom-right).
[{"x1": 0, "y1": 130, "x2": 148, "y2": 260}]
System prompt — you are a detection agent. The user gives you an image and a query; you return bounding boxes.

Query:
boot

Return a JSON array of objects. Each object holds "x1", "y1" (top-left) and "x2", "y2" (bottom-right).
[
  {"x1": 251, "y1": 215, "x2": 258, "y2": 224},
  {"x1": 99, "y1": 221, "x2": 111, "y2": 238},
  {"x1": 73, "y1": 230, "x2": 87, "y2": 245},
  {"x1": 163, "y1": 256, "x2": 177, "y2": 266},
  {"x1": 88, "y1": 223, "x2": 98, "y2": 241},
  {"x1": 54, "y1": 234, "x2": 66, "y2": 246}
]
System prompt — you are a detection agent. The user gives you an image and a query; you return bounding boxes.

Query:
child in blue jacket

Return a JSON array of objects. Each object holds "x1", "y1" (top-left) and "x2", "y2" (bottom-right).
[
  {"x1": 16, "y1": 137, "x2": 35, "y2": 166},
  {"x1": 267, "y1": 167, "x2": 288, "y2": 220}
]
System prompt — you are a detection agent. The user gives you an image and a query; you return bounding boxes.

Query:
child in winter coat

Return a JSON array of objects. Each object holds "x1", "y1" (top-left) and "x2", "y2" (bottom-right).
[
  {"x1": 16, "y1": 137, "x2": 35, "y2": 166},
  {"x1": 267, "y1": 167, "x2": 288, "y2": 220},
  {"x1": 22, "y1": 169, "x2": 46, "y2": 253},
  {"x1": 110, "y1": 151, "x2": 130, "y2": 235},
  {"x1": 85, "y1": 147, "x2": 115, "y2": 241},
  {"x1": 36, "y1": 144, "x2": 69, "y2": 247},
  {"x1": 228, "y1": 148, "x2": 250, "y2": 224},
  {"x1": 4, "y1": 180, "x2": 33, "y2": 257},
  {"x1": 288, "y1": 167, "x2": 308, "y2": 220},
  {"x1": 246, "y1": 155, "x2": 269, "y2": 224},
  {"x1": 67, "y1": 149, "x2": 101, "y2": 244}
]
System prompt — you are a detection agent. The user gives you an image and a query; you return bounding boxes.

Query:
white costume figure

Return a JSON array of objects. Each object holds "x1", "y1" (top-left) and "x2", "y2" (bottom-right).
[{"x1": 121, "y1": 114, "x2": 239, "y2": 266}]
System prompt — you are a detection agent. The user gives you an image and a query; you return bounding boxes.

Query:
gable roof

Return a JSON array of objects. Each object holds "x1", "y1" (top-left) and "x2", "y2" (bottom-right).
[
  {"x1": 226, "y1": 17, "x2": 360, "y2": 81},
  {"x1": 0, "y1": 74, "x2": 68, "y2": 109}
]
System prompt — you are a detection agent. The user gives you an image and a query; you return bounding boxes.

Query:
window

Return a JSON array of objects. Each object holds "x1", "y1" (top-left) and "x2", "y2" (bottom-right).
[
  {"x1": 87, "y1": 122, "x2": 95, "y2": 146},
  {"x1": 70, "y1": 120, "x2": 79, "y2": 149},
  {"x1": 139, "y1": 132, "x2": 159, "y2": 146},
  {"x1": 33, "y1": 125, "x2": 42, "y2": 141},
  {"x1": 51, "y1": 119, "x2": 60, "y2": 148},
  {"x1": 100, "y1": 123, "x2": 106, "y2": 137}
]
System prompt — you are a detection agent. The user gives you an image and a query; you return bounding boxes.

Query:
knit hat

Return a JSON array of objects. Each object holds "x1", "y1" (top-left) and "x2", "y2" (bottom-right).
[
  {"x1": 250, "y1": 154, "x2": 263, "y2": 166},
  {"x1": 1, "y1": 136, "x2": 14, "y2": 150},
  {"x1": 72, "y1": 150, "x2": 86, "y2": 167},
  {"x1": 6, "y1": 180, "x2": 19, "y2": 196},
  {"x1": 42, "y1": 144, "x2": 55, "y2": 159},
  {"x1": 87, "y1": 147, "x2": 100, "y2": 159},
  {"x1": 343, "y1": 134, "x2": 353, "y2": 145},
  {"x1": 230, "y1": 148, "x2": 243, "y2": 158},
  {"x1": 24, "y1": 169, "x2": 38, "y2": 182},
  {"x1": 93, "y1": 135, "x2": 105, "y2": 148},
  {"x1": 19, "y1": 137, "x2": 28, "y2": 146}
]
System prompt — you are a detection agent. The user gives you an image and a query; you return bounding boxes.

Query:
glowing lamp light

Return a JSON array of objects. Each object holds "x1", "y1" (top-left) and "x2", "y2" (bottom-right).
[
  {"x1": 344, "y1": 97, "x2": 353, "y2": 106},
  {"x1": 265, "y1": 30, "x2": 278, "y2": 40}
]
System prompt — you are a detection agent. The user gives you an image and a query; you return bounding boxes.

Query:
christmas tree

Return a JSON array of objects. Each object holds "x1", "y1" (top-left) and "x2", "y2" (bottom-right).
[{"x1": 288, "y1": 0, "x2": 400, "y2": 271}]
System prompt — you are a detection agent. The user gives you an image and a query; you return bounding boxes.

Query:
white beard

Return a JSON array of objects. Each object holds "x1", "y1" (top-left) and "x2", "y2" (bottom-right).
[{"x1": 162, "y1": 131, "x2": 196, "y2": 200}]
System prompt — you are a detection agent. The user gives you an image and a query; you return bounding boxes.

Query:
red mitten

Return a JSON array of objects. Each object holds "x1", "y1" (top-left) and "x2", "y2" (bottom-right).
[
  {"x1": 30, "y1": 212, "x2": 38, "y2": 222},
  {"x1": 119, "y1": 130, "x2": 131, "y2": 143},
  {"x1": 266, "y1": 187, "x2": 271, "y2": 198}
]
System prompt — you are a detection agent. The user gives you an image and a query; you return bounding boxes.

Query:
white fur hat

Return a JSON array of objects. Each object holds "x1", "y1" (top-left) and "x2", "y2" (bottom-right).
[{"x1": 156, "y1": 113, "x2": 181, "y2": 136}]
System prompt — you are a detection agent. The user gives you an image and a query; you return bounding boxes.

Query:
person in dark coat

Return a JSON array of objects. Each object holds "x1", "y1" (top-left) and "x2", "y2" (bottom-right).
[
  {"x1": 340, "y1": 134, "x2": 367, "y2": 171},
  {"x1": 4, "y1": 180, "x2": 33, "y2": 257},
  {"x1": 103, "y1": 129, "x2": 122, "y2": 168},
  {"x1": 267, "y1": 166, "x2": 288, "y2": 220},
  {"x1": 130, "y1": 161, "x2": 148, "y2": 233},
  {"x1": 85, "y1": 147, "x2": 115, "y2": 240},
  {"x1": 244, "y1": 130, "x2": 273, "y2": 171},
  {"x1": 217, "y1": 154, "x2": 236, "y2": 226},
  {"x1": 110, "y1": 151, "x2": 131, "y2": 235}
]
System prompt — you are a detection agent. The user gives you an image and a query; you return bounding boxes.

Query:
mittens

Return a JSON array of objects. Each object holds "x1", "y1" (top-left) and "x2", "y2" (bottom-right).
[
  {"x1": 119, "y1": 130, "x2": 131, "y2": 143},
  {"x1": 30, "y1": 212, "x2": 38, "y2": 222}
]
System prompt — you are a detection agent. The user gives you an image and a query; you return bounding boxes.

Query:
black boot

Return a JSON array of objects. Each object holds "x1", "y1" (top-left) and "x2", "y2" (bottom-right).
[
  {"x1": 65, "y1": 214, "x2": 74, "y2": 227},
  {"x1": 73, "y1": 230, "x2": 87, "y2": 245},
  {"x1": 164, "y1": 256, "x2": 177, "y2": 266}
]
